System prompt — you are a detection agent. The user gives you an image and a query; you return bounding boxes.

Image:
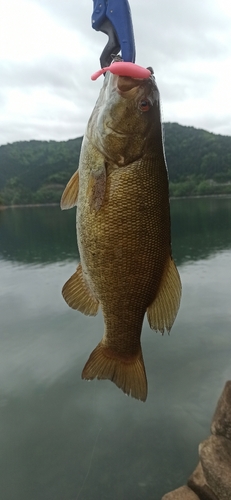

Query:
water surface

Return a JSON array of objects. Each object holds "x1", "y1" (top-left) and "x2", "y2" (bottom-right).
[{"x1": 1, "y1": 197, "x2": 231, "y2": 499}]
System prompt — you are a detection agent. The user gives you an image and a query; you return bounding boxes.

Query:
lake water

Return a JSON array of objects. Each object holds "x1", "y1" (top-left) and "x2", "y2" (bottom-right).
[{"x1": 1, "y1": 197, "x2": 231, "y2": 500}]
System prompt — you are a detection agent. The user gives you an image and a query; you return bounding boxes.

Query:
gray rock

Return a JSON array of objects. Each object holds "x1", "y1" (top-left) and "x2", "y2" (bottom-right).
[
  {"x1": 187, "y1": 462, "x2": 218, "y2": 500},
  {"x1": 161, "y1": 485, "x2": 200, "y2": 499},
  {"x1": 199, "y1": 435, "x2": 231, "y2": 500},
  {"x1": 211, "y1": 381, "x2": 231, "y2": 441}
]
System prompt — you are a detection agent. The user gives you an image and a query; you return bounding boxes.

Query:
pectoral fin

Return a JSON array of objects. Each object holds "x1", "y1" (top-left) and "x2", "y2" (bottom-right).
[
  {"x1": 62, "y1": 263, "x2": 99, "y2": 315},
  {"x1": 87, "y1": 162, "x2": 107, "y2": 212},
  {"x1": 147, "y1": 256, "x2": 181, "y2": 333},
  {"x1": 60, "y1": 170, "x2": 79, "y2": 210}
]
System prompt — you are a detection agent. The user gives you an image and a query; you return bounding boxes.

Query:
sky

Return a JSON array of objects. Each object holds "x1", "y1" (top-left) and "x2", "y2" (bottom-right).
[{"x1": 1, "y1": 0, "x2": 231, "y2": 145}]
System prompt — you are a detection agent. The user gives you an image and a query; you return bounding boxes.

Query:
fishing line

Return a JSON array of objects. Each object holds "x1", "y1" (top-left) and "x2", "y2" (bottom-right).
[{"x1": 76, "y1": 426, "x2": 102, "y2": 500}]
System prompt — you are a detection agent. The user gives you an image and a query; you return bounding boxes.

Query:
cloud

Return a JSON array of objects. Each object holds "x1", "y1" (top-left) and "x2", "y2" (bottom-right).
[
  {"x1": 0, "y1": 121, "x2": 79, "y2": 145},
  {"x1": 0, "y1": 0, "x2": 97, "y2": 62},
  {"x1": 135, "y1": 0, "x2": 230, "y2": 69},
  {"x1": 0, "y1": 54, "x2": 102, "y2": 143},
  {"x1": 1, "y1": 58, "x2": 77, "y2": 91},
  {"x1": 35, "y1": 0, "x2": 92, "y2": 30},
  {"x1": 0, "y1": 0, "x2": 231, "y2": 145}
]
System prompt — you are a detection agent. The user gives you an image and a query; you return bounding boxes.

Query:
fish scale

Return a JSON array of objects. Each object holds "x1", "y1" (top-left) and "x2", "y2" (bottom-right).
[{"x1": 61, "y1": 69, "x2": 181, "y2": 401}]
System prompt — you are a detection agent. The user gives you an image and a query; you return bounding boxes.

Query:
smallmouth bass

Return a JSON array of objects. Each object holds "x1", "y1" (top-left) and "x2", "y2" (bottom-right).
[{"x1": 61, "y1": 64, "x2": 181, "y2": 401}]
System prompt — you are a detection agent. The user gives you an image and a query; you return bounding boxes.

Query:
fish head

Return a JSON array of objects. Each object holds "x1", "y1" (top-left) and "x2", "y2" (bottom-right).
[{"x1": 87, "y1": 66, "x2": 162, "y2": 166}]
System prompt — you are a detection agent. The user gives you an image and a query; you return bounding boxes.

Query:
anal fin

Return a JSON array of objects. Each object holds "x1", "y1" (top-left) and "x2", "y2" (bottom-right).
[
  {"x1": 147, "y1": 256, "x2": 182, "y2": 333},
  {"x1": 60, "y1": 170, "x2": 79, "y2": 210},
  {"x1": 62, "y1": 263, "x2": 99, "y2": 315},
  {"x1": 82, "y1": 342, "x2": 147, "y2": 402}
]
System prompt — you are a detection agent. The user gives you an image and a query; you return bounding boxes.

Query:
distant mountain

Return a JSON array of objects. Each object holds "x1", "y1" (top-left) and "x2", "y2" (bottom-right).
[
  {"x1": 0, "y1": 137, "x2": 83, "y2": 205},
  {"x1": 165, "y1": 123, "x2": 231, "y2": 196},
  {"x1": 0, "y1": 123, "x2": 231, "y2": 205}
]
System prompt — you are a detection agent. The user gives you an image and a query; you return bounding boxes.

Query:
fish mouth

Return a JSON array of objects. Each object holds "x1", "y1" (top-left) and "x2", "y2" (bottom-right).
[{"x1": 117, "y1": 76, "x2": 143, "y2": 94}]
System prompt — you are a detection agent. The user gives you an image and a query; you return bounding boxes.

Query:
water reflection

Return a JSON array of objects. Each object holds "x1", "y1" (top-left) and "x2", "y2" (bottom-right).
[
  {"x1": 1, "y1": 198, "x2": 231, "y2": 499},
  {"x1": 1, "y1": 197, "x2": 231, "y2": 265},
  {"x1": 0, "y1": 206, "x2": 78, "y2": 264},
  {"x1": 171, "y1": 197, "x2": 231, "y2": 263}
]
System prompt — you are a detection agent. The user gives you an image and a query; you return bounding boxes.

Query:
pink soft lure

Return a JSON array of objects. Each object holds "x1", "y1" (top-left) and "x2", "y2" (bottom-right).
[{"x1": 91, "y1": 62, "x2": 151, "y2": 81}]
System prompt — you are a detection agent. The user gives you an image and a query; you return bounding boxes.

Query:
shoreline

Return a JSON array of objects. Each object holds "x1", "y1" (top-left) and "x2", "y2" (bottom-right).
[
  {"x1": 170, "y1": 193, "x2": 231, "y2": 200},
  {"x1": 1, "y1": 194, "x2": 231, "y2": 210},
  {"x1": 0, "y1": 203, "x2": 60, "y2": 210}
]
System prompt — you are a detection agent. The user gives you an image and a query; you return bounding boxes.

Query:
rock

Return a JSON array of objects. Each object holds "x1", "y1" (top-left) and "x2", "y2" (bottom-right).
[
  {"x1": 161, "y1": 485, "x2": 200, "y2": 499},
  {"x1": 162, "y1": 382, "x2": 231, "y2": 499},
  {"x1": 187, "y1": 462, "x2": 218, "y2": 500},
  {"x1": 199, "y1": 434, "x2": 231, "y2": 500},
  {"x1": 211, "y1": 381, "x2": 231, "y2": 441}
]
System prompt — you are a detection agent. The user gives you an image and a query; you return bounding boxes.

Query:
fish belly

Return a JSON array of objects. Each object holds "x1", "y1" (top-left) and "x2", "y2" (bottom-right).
[{"x1": 77, "y1": 154, "x2": 170, "y2": 353}]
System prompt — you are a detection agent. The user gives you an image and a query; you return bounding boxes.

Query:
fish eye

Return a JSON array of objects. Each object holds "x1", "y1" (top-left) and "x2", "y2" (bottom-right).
[{"x1": 138, "y1": 100, "x2": 150, "y2": 112}]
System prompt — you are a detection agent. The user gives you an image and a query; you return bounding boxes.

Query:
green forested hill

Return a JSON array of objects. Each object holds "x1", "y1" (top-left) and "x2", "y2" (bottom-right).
[
  {"x1": 164, "y1": 123, "x2": 231, "y2": 196},
  {"x1": 0, "y1": 123, "x2": 231, "y2": 205},
  {"x1": 0, "y1": 137, "x2": 83, "y2": 205}
]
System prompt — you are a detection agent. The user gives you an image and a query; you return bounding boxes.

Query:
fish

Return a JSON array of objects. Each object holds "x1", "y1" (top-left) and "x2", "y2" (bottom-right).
[{"x1": 60, "y1": 63, "x2": 181, "y2": 402}]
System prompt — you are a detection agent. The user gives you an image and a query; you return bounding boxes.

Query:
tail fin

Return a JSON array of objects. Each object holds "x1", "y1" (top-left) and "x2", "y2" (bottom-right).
[{"x1": 82, "y1": 341, "x2": 147, "y2": 402}]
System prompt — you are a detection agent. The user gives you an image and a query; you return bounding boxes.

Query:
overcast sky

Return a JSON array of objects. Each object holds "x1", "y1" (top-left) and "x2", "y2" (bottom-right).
[{"x1": 1, "y1": 0, "x2": 231, "y2": 145}]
